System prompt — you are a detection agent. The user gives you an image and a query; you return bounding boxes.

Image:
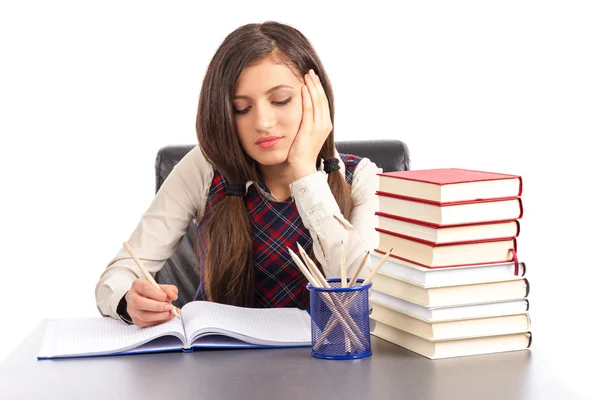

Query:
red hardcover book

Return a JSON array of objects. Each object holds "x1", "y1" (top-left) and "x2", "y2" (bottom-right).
[
  {"x1": 375, "y1": 228, "x2": 517, "y2": 269},
  {"x1": 377, "y1": 192, "x2": 523, "y2": 226},
  {"x1": 375, "y1": 212, "x2": 520, "y2": 244},
  {"x1": 377, "y1": 168, "x2": 522, "y2": 203}
]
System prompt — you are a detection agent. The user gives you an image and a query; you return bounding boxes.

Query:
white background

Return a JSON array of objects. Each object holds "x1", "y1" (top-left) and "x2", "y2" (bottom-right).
[{"x1": 1, "y1": 1, "x2": 598, "y2": 398}]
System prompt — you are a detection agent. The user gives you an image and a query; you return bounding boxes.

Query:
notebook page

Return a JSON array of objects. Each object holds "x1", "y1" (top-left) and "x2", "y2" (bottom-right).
[
  {"x1": 187, "y1": 335, "x2": 272, "y2": 348},
  {"x1": 181, "y1": 301, "x2": 311, "y2": 347},
  {"x1": 38, "y1": 317, "x2": 186, "y2": 359}
]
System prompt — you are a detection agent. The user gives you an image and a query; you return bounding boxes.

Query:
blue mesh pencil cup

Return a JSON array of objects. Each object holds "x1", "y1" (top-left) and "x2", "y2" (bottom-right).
[{"x1": 307, "y1": 278, "x2": 372, "y2": 360}]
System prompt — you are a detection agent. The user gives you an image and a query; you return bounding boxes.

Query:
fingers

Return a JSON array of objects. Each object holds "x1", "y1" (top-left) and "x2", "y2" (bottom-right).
[
  {"x1": 132, "y1": 279, "x2": 168, "y2": 301},
  {"x1": 304, "y1": 69, "x2": 332, "y2": 136},
  {"x1": 159, "y1": 284, "x2": 178, "y2": 301},
  {"x1": 312, "y1": 71, "x2": 332, "y2": 133},
  {"x1": 304, "y1": 70, "x2": 321, "y2": 129},
  {"x1": 127, "y1": 280, "x2": 181, "y2": 328},
  {"x1": 299, "y1": 84, "x2": 313, "y2": 134},
  {"x1": 126, "y1": 290, "x2": 173, "y2": 312},
  {"x1": 132, "y1": 310, "x2": 177, "y2": 328}
]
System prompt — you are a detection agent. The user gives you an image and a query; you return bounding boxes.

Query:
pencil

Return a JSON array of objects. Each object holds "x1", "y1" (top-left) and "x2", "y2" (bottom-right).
[
  {"x1": 123, "y1": 242, "x2": 180, "y2": 318},
  {"x1": 339, "y1": 242, "x2": 352, "y2": 353},
  {"x1": 363, "y1": 248, "x2": 394, "y2": 286},
  {"x1": 348, "y1": 251, "x2": 370, "y2": 287},
  {"x1": 296, "y1": 243, "x2": 329, "y2": 288},
  {"x1": 340, "y1": 241, "x2": 347, "y2": 288}
]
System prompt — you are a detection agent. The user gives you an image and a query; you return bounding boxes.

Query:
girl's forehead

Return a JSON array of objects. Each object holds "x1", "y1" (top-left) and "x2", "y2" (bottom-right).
[{"x1": 235, "y1": 59, "x2": 302, "y2": 95}]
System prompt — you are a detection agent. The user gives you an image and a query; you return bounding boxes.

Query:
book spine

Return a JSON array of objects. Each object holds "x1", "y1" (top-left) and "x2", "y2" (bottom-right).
[
  {"x1": 374, "y1": 248, "x2": 515, "y2": 269},
  {"x1": 510, "y1": 249, "x2": 519, "y2": 276},
  {"x1": 376, "y1": 191, "x2": 520, "y2": 207},
  {"x1": 376, "y1": 227, "x2": 517, "y2": 247},
  {"x1": 375, "y1": 211, "x2": 521, "y2": 230},
  {"x1": 518, "y1": 176, "x2": 524, "y2": 196},
  {"x1": 517, "y1": 197, "x2": 524, "y2": 219}
]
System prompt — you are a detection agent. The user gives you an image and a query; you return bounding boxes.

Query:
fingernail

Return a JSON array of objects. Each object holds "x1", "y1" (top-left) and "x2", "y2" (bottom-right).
[
  {"x1": 310, "y1": 69, "x2": 315, "y2": 76},
  {"x1": 165, "y1": 304, "x2": 173, "y2": 311}
]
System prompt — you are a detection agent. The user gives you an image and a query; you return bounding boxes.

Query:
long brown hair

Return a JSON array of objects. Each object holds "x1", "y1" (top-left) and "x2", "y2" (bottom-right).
[{"x1": 196, "y1": 21, "x2": 353, "y2": 307}]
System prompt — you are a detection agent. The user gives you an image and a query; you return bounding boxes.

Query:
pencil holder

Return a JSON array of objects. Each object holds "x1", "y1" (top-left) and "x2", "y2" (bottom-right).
[{"x1": 307, "y1": 278, "x2": 372, "y2": 360}]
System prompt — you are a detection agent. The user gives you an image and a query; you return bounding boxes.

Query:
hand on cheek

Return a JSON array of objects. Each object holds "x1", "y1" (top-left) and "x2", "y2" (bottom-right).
[{"x1": 287, "y1": 69, "x2": 333, "y2": 180}]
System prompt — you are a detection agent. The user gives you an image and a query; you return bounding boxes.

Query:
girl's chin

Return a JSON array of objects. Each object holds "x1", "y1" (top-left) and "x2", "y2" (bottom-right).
[{"x1": 252, "y1": 151, "x2": 290, "y2": 167}]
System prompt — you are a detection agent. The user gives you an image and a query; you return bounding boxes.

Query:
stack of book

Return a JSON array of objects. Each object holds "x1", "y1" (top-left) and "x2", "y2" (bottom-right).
[{"x1": 368, "y1": 168, "x2": 532, "y2": 359}]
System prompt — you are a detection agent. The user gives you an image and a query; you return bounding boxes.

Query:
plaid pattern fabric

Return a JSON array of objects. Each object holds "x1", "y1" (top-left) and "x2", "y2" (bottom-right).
[{"x1": 194, "y1": 154, "x2": 362, "y2": 308}]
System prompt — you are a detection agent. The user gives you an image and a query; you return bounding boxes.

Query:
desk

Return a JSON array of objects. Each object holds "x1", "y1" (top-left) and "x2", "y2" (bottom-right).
[{"x1": 0, "y1": 320, "x2": 581, "y2": 400}]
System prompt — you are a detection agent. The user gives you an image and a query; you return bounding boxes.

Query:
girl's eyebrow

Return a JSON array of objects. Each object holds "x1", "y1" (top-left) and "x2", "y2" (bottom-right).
[{"x1": 233, "y1": 84, "x2": 293, "y2": 100}]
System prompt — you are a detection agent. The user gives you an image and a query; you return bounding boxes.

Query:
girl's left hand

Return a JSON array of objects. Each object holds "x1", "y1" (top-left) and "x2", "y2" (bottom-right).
[{"x1": 287, "y1": 69, "x2": 333, "y2": 180}]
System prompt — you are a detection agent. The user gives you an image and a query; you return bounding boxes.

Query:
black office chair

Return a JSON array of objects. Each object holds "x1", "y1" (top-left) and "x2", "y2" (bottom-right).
[{"x1": 154, "y1": 140, "x2": 410, "y2": 308}]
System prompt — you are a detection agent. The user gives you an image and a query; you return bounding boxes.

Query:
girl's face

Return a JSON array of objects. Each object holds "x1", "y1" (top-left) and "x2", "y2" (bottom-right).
[{"x1": 232, "y1": 57, "x2": 304, "y2": 167}]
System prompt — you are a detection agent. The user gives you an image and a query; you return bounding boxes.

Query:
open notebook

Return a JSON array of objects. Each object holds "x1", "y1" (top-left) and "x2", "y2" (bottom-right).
[{"x1": 38, "y1": 301, "x2": 312, "y2": 359}]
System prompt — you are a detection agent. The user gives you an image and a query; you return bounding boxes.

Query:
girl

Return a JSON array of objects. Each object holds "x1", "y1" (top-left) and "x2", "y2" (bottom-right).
[{"x1": 95, "y1": 21, "x2": 382, "y2": 328}]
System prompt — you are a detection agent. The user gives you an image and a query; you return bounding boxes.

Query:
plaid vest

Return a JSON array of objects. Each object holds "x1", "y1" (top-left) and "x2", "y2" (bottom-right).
[{"x1": 194, "y1": 154, "x2": 362, "y2": 308}]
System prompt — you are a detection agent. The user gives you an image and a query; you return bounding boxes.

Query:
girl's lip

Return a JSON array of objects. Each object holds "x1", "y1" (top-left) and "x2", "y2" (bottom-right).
[
  {"x1": 256, "y1": 137, "x2": 283, "y2": 149},
  {"x1": 255, "y1": 136, "x2": 283, "y2": 144}
]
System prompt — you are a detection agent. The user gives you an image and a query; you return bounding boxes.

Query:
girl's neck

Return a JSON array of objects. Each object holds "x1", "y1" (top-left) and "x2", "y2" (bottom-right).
[{"x1": 258, "y1": 161, "x2": 294, "y2": 201}]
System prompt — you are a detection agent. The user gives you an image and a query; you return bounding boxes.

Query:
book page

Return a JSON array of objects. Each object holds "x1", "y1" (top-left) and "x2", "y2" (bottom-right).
[
  {"x1": 38, "y1": 317, "x2": 186, "y2": 359},
  {"x1": 188, "y1": 335, "x2": 280, "y2": 349},
  {"x1": 181, "y1": 301, "x2": 311, "y2": 347}
]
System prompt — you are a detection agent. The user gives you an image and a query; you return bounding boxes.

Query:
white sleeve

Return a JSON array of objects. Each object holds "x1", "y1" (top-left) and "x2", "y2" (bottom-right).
[
  {"x1": 290, "y1": 157, "x2": 382, "y2": 279},
  {"x1": 94, "y1": 146, "x2": 213, "y2": 320}
]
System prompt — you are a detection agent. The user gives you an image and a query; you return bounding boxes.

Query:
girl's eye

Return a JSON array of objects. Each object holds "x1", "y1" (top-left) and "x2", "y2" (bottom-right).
[
  {"x1": 233, "y1": 96, "x2": 292, "y2": 115},
  {"x1": 233, "y1": 107, "x2": 250, "y2": 115},
  {"x1": 273, "y1": 96, "x2": 292, "y2": 106}
]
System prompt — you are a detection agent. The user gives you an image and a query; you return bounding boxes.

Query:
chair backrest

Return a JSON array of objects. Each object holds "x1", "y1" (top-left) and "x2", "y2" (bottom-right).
[{"x1": 154, "y1": 139, "x2": 410, "y2": 306}]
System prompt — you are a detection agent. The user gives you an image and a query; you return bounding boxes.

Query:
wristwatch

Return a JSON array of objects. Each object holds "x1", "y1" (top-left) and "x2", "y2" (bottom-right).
[{"x1": 116, "y1": 292, "x2": 134, "y2": 325}]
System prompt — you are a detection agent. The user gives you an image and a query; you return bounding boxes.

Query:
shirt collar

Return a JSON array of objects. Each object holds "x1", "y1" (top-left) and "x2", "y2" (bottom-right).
[{"x1": 245, "y1": 150, "x2": 345, "y2": 199}]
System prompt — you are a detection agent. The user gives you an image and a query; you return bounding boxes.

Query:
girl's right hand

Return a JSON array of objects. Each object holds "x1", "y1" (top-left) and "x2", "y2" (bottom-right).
[{"x1": 125, "y1": 279, "x2": 179, "y2": 328}]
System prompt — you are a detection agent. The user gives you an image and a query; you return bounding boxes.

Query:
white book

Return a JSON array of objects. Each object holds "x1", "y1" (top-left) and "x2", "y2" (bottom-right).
[
  {"x1": 371, "y1": 320, "x2": 531, "y2": 360},
  {"x1": 370, "y1": 252, "x2": 525, "y2": 288},
  {"x1": 368, "y1": 272, "x2": 528, "y2": 308},
  {"x1": 38, "y1": 301, "x2": 312, "y2": 360},
  {"x1": 370, "y1": 289, "x2": 529, "y2": 323},
  {"x1": 370, "y1": 303, "x2": 531, "y2": 341}
]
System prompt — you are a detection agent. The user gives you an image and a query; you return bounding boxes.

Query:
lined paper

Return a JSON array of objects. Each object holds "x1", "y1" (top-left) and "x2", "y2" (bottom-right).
[
  {"x1": 38, "y1": 317, "x2": 185, "y2": 359},
  {"x1": 181, "y1": 301, "x2": 312, "y2": 346}
]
